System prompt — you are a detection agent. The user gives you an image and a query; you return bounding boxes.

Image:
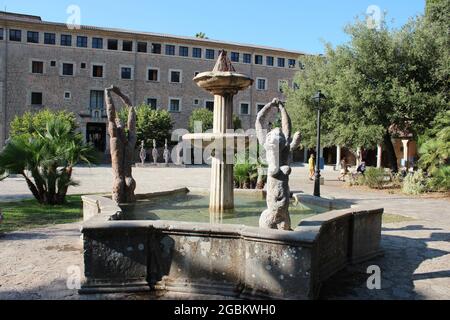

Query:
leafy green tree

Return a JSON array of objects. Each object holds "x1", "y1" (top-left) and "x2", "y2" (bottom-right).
[
  {"x1": 286, "y1": 12, "x2": 449, "y2": 172},
  {"x1": 0, "y1": 119, "x2": 99, "y2": 205},
  {"x1": 188, "y1": 108, "x2": 242, "y2": 133},
  {"x1": 9, "y1": 109, "x2": 78, "y2": 139},
  {"x1": 119, "y1": 104, "x2": 173, "y2": 148},
  {"x1": 418, "y1": 110, "x2": 450, "y2": 191}
]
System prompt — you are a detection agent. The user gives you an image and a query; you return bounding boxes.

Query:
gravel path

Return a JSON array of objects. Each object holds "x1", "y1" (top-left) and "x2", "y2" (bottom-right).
[{"x1": 0, "y1": 166, "x2": 449, "y2": 300}]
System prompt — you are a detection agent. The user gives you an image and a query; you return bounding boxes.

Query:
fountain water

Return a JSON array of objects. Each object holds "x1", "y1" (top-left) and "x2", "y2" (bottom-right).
[{"x1": 184, "y1": 51, "x2": 253, "y2": 223}]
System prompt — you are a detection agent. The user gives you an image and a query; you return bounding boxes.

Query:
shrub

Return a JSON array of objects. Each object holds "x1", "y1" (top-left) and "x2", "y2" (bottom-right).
[
  {"x1": 363, "y1": 167, "x2": 388, "y2": 189},
  {"x1": 118, "y1": 104, "x2": 173, "y2": 148},
  {"x1": 428, "y1": 166, "x2": 450, "y2": 192},
  {"x1": 0, "y1": 119, "x2": 99, "y2": 205},
  {"x1": 402, "y1": 170, "x2": 428, "y2": 195},
  {"x1": 10, "y1": 109, "x2": 78, "y2": 139}
]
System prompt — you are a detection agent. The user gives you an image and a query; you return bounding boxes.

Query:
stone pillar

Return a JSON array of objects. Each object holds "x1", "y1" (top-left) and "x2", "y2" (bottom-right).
[
  {"x1": 356, "y1": 147, "x2": 362, "y2": 167},
  {"x1": 303, "y1": 148, "x2": 308, "y2": 164},
  {"x1": 336, "y1": 146, "x2": 342, "y2": 170},
  {"x1": 402, "y1": 139, "x2": 409, "y2": 168},
  {"x1": 209, "y1": 93, "x2": 235, "y2": 220},
  {"x1": 377, "y1": 145, "x2": 383, "y2": 168}
]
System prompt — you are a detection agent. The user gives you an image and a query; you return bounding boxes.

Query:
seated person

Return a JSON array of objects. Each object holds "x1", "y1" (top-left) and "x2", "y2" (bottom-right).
[{"x1": 357, "y1": 161, "x2": 367, "y2": 175}]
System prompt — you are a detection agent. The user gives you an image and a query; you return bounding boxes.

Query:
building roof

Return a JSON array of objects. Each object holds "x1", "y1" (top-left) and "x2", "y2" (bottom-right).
[{"x1": 0, "y1": 11, "x2": 309, "y2": 57}]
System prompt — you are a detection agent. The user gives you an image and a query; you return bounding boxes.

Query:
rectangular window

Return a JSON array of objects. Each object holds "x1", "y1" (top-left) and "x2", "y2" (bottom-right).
[
  {"x1": 31, "y1": 61, "x2": 44, "y2": 74},
  {"x1": 205, "y1": 101, "x2": 214, "y2": 112},
  {"x1": 288, "y1": 59, "x2": 296, "y2": 68},
  {"x1": 121, "y1": 67, "x2": 132, "y2": 80},
  {"x1": 169, "y1": 70, "x2": 181, "y2": 83},
  {"x1": 137, "y1": 42, "x2": 147, "y2": 53},
  {"x1": 50, "y1": 61, "x2": 56, "y2": 67},
  {"x1": 61, "y1": 34, "x2": 72, "y2": 46},
  {"x1": 9, "y1": 29, "x2": 22, "y2": 42},
  {"x1": 266, "y1": 56, "x2": 274, "y2": 66},
  {"x1": 77, "y1": 36, "x2": 88, "y2": 48},
  {"x1": 148, "y1": 68, "x2": 159, "y2": 81},
  {"x1": 80, "y1": 62, "x2": 86, "y2": 69},
  {"x1": 62, "y1": 63, "x2": 74, "y2": 76},
  {"x1": 165, "y1": 44, "x2": 175, "y2": 55},
  {"x1": 169, "y1": 98, "x2": 181, "y2": 113},
  {"x1": 27, "y1": 31, "x2": 39, "y2": 43},
  {"x1": 255, "y1": 55, "x2": 263, "y2": 65},
  {"x1": 278, "y1": 58, "x2": 285, "y2": 68},
  {"x1": 205, "y1": 49, "x2": 215, "y2": 59},
  {"x1": 31, "y1": 92, "x2": 42, "y2": 105},
  {"x1": 179, "y1": 46, "x2": 189, "y2": 57},
  {"x1": 240, "y1": 103, "x2": 250, "y2": 115},
  {"x1": 90, "y1": 90, "x2": 104, "y2": 109},
  {"x1": 152, "y1": 43, "x2": 161, "y2": 54},
  {"x1": 108, "y1": 39, "x2": 118, "y2": 50},
  {"x1": 92, "y1": 65, "x2": 104, "y2": 78},
  {"x1": 256, "y1": 78, "x2": 267, "y2": 90},
  {"x1": 147, "y1": 98, "x2": 157, "y2": 110},
  {"x1": 243, "y1": 54, "x2": 251, "y2": 64},
  {"x1": 257, "y1": 104, "x2": 265, "y2": 113},
  {"x1": 64, "y1": 91, "x2": 71, "y2": 100},
  {"x1": 44, "y1": 32, "x2": 56, "y2": 45},
  {"x1": 92, "y1": 37, "x2": 103, "y2": 49},
  {"x1": 122, "y1": 40, "x2": 133, "y2": 52},
  {"x1": 192, "y1": 47, "x2": 202, "y2": 58},
  {"x1": 231, "y1": 52, "x2": 240, "y2": 62},
  {"x1": 0, "y1": 28, "x2": 3, "y2": 40}
]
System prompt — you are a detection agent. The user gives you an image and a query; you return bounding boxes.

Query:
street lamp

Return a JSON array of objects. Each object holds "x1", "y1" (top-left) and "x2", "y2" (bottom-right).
[{"x1": 312, "y1": 90, "x2": 327, "y2": 197}]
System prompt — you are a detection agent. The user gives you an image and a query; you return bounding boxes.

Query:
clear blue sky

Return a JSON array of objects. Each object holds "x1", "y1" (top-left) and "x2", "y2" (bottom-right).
[{"x1": 1, "y1": 0, "x2": 425, "y2": 54}]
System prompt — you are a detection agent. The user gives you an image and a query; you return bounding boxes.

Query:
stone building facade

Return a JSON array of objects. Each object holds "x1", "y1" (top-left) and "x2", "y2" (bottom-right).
[{"x1": 0, "y1": 12, "x2": 304, "y2": 153}]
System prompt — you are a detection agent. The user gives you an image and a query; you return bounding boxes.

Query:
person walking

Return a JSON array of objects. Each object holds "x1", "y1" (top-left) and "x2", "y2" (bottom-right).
[
  {"x1": 338, "y1": 157, "x2": 349, "y2": 182},
  {"x1": 308, "y1": 154, "x2": 315, "y2": 181}
]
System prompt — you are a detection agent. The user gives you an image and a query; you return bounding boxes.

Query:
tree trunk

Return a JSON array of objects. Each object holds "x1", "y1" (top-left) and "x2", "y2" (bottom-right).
[
  {"x1": 22, "y1": 172, "x2": 43, "y2": 204},
  {"x1": 383, "y1": 132, "x2": 398, "y2": 173}
]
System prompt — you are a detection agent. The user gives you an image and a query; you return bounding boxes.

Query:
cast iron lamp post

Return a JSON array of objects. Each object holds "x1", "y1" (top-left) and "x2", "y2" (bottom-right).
[{"x1": 312, "y1": 90, "x2": 326, "y2": 197}]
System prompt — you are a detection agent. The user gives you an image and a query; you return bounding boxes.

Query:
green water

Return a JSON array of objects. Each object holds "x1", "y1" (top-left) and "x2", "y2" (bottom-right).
[{"x1": 121, "y1": 192, "x2": 326, "y2": 227}]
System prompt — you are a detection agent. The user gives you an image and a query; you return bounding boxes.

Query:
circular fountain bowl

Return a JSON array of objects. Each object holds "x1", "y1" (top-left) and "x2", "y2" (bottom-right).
[{"x1": 194, "y1": 71, "x2": 253, "y2": 95}]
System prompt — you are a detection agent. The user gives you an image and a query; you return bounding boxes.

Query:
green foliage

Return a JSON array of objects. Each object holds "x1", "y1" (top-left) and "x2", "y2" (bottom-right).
[
  {"x1": 234, "y1": 147, "x2": 267, "y2": 189},
  {"x1": 188, "y1": 109, "x2": 242, "y2": 133},
  {"x1": 10, "y1": 109, "x2": 78, "y2": 139},
  {"x1": 402, "y1": 170, "x2": 429, "y2": 195},
  {"x1": 418, "y1": 110, "x2": 450, "y2": 176},
  {"x1": 363, "y1": 168, "x2": 388, "y2": 189},
  {"x1": 428, "y1": 166, "x2": 450, "y2": 192},
  {"x1": 0, "y1": 119, "x2": 100, "y2": 205},
  {"x1": 119, "y1": 104, "x2": 173, "y2": 148},
  {"x1": 286, "y1": 10, "x2": 449, "y2": 159}
]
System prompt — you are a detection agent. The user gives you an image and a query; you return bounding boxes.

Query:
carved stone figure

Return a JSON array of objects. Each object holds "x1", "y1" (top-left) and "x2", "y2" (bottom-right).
[
  {"x1": 105, "y1": 86, "x2": 137, "y2": 204},
  {"x1": 256, "y1": 98, "x2": 301, "y2": 230},
  {"x1": 163, "y1": 139, "x2": 170, "y2": 165},
  {"x1": 152, "y1": 139, "x2": 159, "y2": 165},
  {"x1": 139, "y1": 141, "x2": 147, "y2": 166}
]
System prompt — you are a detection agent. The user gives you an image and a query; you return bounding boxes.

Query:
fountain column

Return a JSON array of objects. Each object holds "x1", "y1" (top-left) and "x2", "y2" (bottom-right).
[{"x1": 184, "y1": 51, "x2": 253, "y2": 223}]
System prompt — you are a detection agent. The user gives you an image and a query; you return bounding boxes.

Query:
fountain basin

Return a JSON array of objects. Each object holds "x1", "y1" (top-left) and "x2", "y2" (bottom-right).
[
  {"x1": 194, "y1": 71, "x2": 254, "y2": 95},
  {"x1": 80, "y1": 188, "x2": 383, "y2": 300}
]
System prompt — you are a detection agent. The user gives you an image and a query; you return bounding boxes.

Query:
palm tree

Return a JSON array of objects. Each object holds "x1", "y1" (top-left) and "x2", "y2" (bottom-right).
[
  {"x1": 0, "y1": 120, "x2": 100, "y2": 205},
  {"x1": 195, "y1": 32, "x2": 208, "y2": 39}
]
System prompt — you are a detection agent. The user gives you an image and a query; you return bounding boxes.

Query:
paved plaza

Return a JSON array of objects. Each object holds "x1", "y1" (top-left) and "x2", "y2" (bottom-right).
[{"x1": 0, "y1": 166, "x2": 449, "y2": 300}]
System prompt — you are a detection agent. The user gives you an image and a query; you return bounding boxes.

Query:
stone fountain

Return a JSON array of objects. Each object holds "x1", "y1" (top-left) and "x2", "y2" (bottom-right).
[
  {"x1": 79, "y1": 53, "x2": 384, "y2": 300},
  {"x1": 184, "y1": 51, "x2": 253, "y2": 222}
]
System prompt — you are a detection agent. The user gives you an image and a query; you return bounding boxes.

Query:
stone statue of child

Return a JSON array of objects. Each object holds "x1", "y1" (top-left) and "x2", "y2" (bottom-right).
[
  {"x1": 256, "y1": 98, "x2": 301, "y2": 230},
  {"x1": 152, "y1": 140, "x2": 159, "y2": 165},
  {"x1": 139, "y1": 141, "x2": 147, "y2": 166},
  {"x1": 163, "y1": 139, "x2": 170, "y2": 165}
]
